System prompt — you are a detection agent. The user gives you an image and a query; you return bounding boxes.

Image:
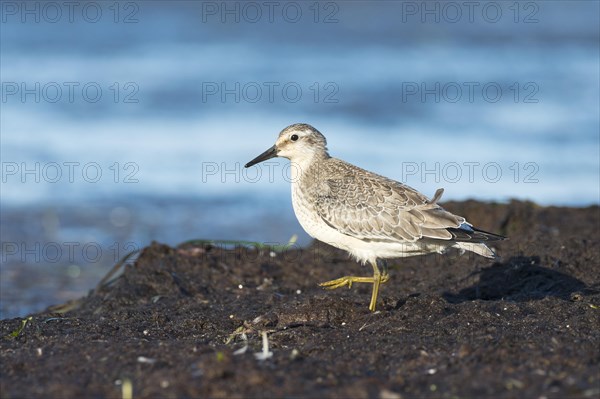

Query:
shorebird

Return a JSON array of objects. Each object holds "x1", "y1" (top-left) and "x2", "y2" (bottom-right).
[{"x1": 245, "y1": 123, "x2": 505, "y2": 311}]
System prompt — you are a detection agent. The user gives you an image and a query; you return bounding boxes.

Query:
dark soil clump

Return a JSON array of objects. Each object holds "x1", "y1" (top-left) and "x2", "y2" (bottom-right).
[{"x1": 1, "y1": 200, "x2": 599, "y2": 398}]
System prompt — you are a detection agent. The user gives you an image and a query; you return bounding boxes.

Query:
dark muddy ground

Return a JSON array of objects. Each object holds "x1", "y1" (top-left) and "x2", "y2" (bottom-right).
[{"x1": 1, "y1": 200, "x2": 599, "y2": 398}]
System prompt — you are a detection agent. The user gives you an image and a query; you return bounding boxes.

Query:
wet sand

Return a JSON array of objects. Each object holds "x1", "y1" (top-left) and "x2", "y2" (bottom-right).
[{"x1": 1, "y1": 200, "x2": 599, "y2": 398}]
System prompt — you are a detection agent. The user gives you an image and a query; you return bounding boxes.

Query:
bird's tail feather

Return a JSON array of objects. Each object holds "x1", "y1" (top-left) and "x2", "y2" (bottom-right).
[{"x1": 447, "y1": 227, "x2": 506, "y2": 242}]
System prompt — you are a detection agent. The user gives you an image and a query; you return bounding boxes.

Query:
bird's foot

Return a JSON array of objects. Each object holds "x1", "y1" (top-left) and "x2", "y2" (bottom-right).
[
  {"x1": 319, "y1": 274, "x2": 390, "y2": 290},
  {"x1": 319, "y1": 276, "x2": 375, "y2": 290},
  {"x1": 319, "y1": 272, "x2": 391, "y2": 312}
]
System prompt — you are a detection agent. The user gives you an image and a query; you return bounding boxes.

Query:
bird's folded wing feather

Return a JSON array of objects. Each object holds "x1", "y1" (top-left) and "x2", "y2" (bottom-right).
[{"x1": 314, "y1": 168, "x2": 465, "y2": 242}]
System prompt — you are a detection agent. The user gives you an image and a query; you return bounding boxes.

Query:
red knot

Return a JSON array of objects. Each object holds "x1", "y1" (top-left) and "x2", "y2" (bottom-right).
[{"x1": 245, "y1": 123, "x2": 505, "y2": 312}]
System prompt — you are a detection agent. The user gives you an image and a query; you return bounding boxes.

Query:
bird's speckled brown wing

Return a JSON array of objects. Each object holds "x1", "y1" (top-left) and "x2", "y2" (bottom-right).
[{"x1": 312, "y1": 158, "x2": 465, "y2": 242}]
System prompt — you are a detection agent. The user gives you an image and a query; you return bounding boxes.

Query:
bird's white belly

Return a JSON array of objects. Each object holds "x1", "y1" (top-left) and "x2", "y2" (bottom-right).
[
  {"x1": 291, "y1": 183, "x2": 442, "y2": 264},
  {"x1": 291, "y1": 183, "x2": 337, "y2": 243}
]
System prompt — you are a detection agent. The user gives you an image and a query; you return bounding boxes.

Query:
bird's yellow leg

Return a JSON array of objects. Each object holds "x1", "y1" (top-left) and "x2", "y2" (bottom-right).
[
  {"x1": 318, "y1": 259, "x2": 390, "y2": 312},
  {"x1": 368, "y1": 260, "x2": 392, "y2": 311}
]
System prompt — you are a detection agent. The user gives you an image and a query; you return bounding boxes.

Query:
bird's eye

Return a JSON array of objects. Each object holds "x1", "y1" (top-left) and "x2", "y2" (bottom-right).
[{"x1": 290, "y1": 134, "x2": 299, "y2": 141}]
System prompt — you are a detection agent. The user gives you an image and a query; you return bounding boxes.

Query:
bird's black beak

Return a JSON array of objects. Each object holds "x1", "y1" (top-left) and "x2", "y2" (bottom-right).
[{"x1": 245, "y1": 145, "x2": 278, "y2": 168}]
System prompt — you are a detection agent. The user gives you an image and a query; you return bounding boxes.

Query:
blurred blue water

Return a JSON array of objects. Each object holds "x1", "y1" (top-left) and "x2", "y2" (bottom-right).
[{"x1": 1, "y1": 1, "x2": 599, "y2": 318}]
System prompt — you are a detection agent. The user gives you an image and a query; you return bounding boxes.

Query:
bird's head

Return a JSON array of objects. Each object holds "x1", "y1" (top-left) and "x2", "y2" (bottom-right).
[{"x1": 245, "y1": 123, "x2": 329, "y2": 168}]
